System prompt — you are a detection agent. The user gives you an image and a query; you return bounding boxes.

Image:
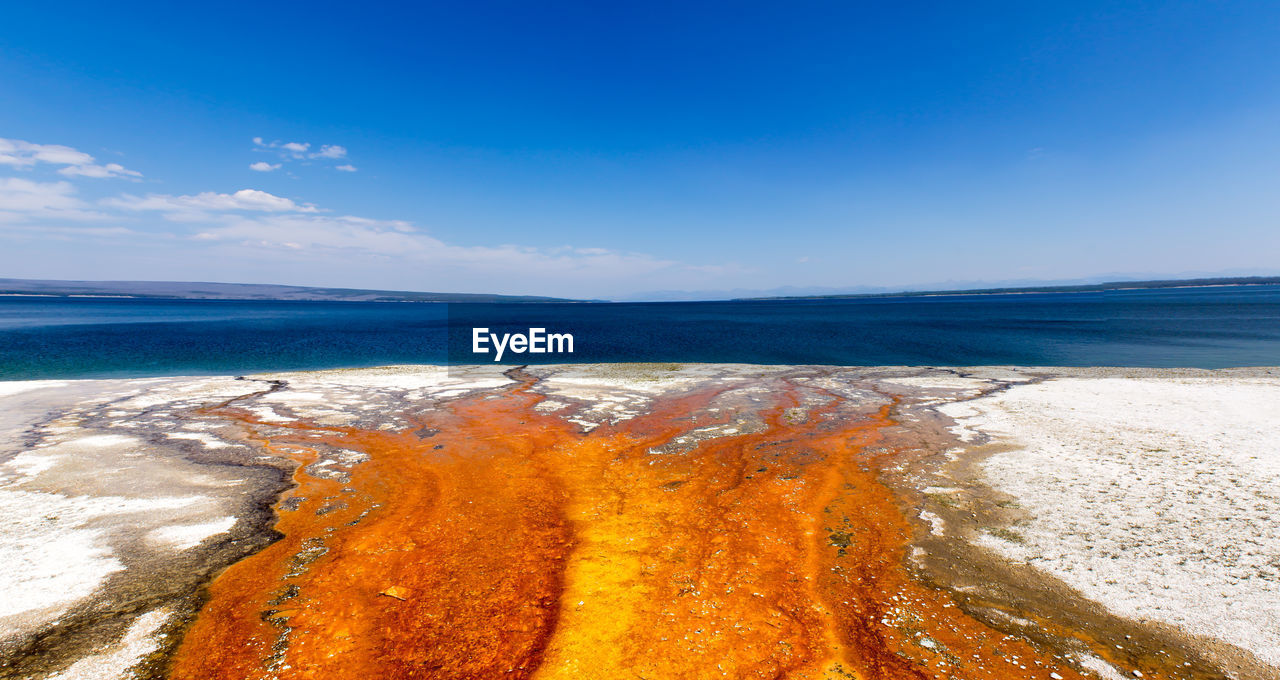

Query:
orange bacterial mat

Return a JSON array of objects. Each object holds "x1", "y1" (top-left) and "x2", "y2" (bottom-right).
[{"x1": 170, "y1": 374, "x2": 1106, "y2": 680}]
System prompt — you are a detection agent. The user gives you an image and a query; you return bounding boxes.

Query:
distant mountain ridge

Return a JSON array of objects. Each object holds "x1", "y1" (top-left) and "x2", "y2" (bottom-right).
[
  {"x1": 617, "y1": 269, "x2": 1280, "y2": 301},
  {"x1": 0, "y1": 279, "x2": 578, "y2": 303},
  {"x1": 737, "y1": 276, "x2": 1280, "y2": 301},
  {"x1": 3, "y1": 276, "x2": 1277, "y2": 305}
]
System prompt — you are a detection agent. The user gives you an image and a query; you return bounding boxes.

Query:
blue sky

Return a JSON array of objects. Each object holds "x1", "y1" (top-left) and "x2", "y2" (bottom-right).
[{"x1": 2, "y1": 1, "x2": 1278, "y2": 299}]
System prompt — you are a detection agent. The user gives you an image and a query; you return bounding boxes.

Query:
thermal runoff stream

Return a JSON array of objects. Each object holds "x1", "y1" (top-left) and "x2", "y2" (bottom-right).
[
  {"x1": 4, "y1": 365, "x2": 1265, "y2": 679},
  {"x1": 168, "y1": 369, "x2": 1106, "y2": 680}
]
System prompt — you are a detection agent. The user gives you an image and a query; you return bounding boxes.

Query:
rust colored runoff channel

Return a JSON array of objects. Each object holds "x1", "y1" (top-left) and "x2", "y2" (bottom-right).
[{"x1": 172, "y1": 374, "x2": 1096, "y2": 679}]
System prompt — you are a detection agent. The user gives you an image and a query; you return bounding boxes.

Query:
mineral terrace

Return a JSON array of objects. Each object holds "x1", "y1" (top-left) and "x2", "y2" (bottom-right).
[{"x1": 0, "y1": 364, "x2": 1277, "y2": 680}]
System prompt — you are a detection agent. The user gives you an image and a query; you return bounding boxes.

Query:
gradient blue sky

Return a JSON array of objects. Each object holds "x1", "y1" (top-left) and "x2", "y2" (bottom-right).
[{"x1": 2, "y1": 1, "x2": 1278, "y2": 299}]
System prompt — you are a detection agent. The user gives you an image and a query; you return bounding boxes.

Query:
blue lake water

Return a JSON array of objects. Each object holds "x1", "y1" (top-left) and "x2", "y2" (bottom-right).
[{"x1": 3, "y1": 285, "x2": 1279, "y2": 380}]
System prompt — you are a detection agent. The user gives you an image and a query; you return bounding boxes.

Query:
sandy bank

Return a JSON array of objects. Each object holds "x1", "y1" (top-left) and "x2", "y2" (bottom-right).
[{"x1": 940, "y1": 370, "x2": 1280, "y2": 673}]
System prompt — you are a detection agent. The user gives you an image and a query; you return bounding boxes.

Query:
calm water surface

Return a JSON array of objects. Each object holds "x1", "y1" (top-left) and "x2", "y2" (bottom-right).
[{"x1": 3, "y1": 285, "x2": 1279, "y2": 379}]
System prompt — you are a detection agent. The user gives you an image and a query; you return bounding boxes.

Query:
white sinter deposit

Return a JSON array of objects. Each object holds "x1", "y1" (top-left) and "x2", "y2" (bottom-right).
[
  {"x1": 5, "y1": 365, "x2": 1279, "y2": 678},
  {"x1": 941, "y1": 375, "x2": 1280, "y2": 666}
]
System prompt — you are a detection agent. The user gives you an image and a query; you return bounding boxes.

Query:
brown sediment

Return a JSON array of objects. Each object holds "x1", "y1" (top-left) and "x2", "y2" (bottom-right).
[
  {"x1": 167, "y1": 373, "x2": 1158, "y2": 679},
  {"x1": 899, "y1": 436, "x2": 1280, "y2": 680}
]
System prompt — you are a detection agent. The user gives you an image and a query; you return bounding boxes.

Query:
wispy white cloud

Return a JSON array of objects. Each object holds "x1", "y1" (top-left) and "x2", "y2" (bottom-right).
[
  {"x1": 2, "y1": 136, "x2": 732, "y2": 297},
  {"x1": 188, "y1": 212, "x2": 681, "y2": 285},
  {"x1": 0, "y1": 225, "x2": 138, "y2": 241},
  {"x1": 313, "y1": 145, "x2": 347, "y2": 159},
  {"x1": 0, "y1": 140, "x2": 91, "y2": 166},
  {"x1": 254, "y1": 137, "x2": 309, "y2": 158},
  {"x1": 253, "y1": 138, "x2": 352, "y2": 167},
  {"x1": 44, "y1": 225, "x2": 137, "y2": 236},
  {"x1": 192, "y1": 214, "x2": 417, "y2": 250},
  {"x1": 104, "y1": 189, "x2": 320, "y2": 220},
  {"x1": 0, "y1": 178, "x2": 82, "y2": 212},
  {"x1": 0, "y1": 178, "x2": 107, "y2": 222},
  {"x1": 58, "y1": 162, "x2": 143, "y2": 179},
  {"x1": 0, "y1": 138, "x2": 141, "y2": 179}
]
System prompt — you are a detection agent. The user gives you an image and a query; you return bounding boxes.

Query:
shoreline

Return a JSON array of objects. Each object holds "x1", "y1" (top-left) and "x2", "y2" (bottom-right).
[{"x1": 1, "y1": 364, "x2": 1276, "y2": 679}]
